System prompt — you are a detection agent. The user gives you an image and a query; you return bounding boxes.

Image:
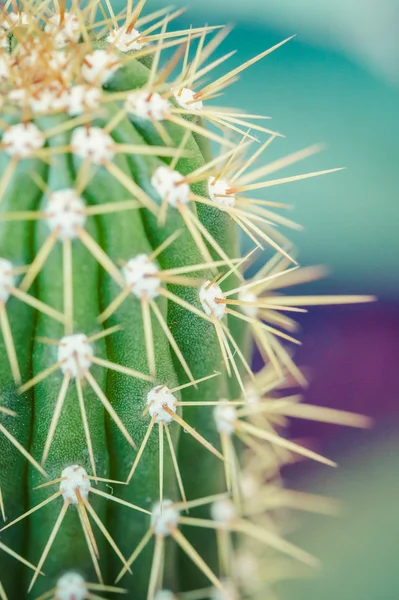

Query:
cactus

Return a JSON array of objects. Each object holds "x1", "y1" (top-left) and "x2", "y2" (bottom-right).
[{"x1": 0, "y1": 2, "x2": 374, "y2": 599}]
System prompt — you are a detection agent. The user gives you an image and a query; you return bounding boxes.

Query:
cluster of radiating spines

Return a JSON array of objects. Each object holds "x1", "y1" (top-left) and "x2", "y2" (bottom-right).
[
  {"x1": 34, "y1": 571, "x2": 126, "y2": 600},
  {"x1": 0, "y1": 1, "x2": 375, "y2": 598},
  {"x1": 0, "y1": 370, "x2": 372, "y2": 596}
]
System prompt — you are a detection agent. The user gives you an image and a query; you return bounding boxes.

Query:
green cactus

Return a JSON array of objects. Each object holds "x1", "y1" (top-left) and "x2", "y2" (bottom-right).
[{"x1": 0, "y1": 3, "x2": 374, "y2": 599}]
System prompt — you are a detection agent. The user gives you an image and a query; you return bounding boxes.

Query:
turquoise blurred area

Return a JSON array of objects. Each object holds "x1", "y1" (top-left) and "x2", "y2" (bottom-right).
[{"x1": 112, "y1": 0, "x2": 399, "y2": 299}]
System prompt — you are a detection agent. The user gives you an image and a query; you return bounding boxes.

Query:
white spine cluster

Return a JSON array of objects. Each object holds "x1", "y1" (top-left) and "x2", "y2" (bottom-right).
[
  {"x1": 28, "y1": 86, "x2": 68, "y2": 114},
  {"x1": 2, "y1": 123, "x2": 44, "y2": 158},
  {"x1": 151, "y1": 166, "x2": 191, "y2": 208},
  {"x1": 0, "y1": 258, "x2": 14, "y2": 304},
  {"x1": 199, "y1": 281, "x2": 226, "y2": 320},
  {"x1": 81, "y1": 50, "x2": 119, "y2": 85},
  {"x1": 173, "y1": 87, "x2": 203, "y2": 111},
  {"x1": 46, "y1": 189, "x2": 86, "y2": 240},
  {"x1": 244, "y1": 383, "x2": 260, "y2": 405},
  {"x1": 213, "y1": 402, "x2": 237, "y2": 435},
  {"x1": 58, "y1": 334, "x2": 94, "y2": 379},
  {"x1": 45, "y1": 12, "x2": 81, "y2": 48},
  {"x1": 151, "y1": 500, "x2": 180, "y2": 537},
  {"x1": 123, "y1": 254, "x2": 161, "y2": 300},
  {"x1": 106, "y1": 26, "x2": 147, "y2": 52},
  {"x1": 125, "y1": 90, "x2": 171, "y2": 121},
  {"x1": 60, "y1": 465, "x2": 90, "y2": 505},
  {"x1": 64, "y1": 85, "x2": 102, "y2": 117},
  {"x1": 55, "y1": 572, "x2": 86, "y2": 600},
  {"x1": 1, "y1": 11, "x2": 30, "y2": 30},
  {"x1": 239, "y1": 473, "x2": 258, "y2": 500},
  {"x1": 210, "y1": 499, "x2": 238, "y2": 525},
  {"x1": 234, "y1": 551, "x2": 261, "y2": 591},
  {"x1": 238, "y1": 289, "x2": 259, "y2": 318},
  {"x1": 71, "y1": 127, "x2": 115, "y2": 164},
  {"x1": 146, "y1": 386, "x2": 177, "y2": 424},
  {"x1": 208, "y1": 177, "x2": 236, "y2": 208}
]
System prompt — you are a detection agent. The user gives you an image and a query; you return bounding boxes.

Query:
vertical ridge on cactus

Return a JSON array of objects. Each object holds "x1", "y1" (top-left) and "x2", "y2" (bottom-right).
[{"x1": 0, "y1": 1, "x2": 375, "y2": 599}]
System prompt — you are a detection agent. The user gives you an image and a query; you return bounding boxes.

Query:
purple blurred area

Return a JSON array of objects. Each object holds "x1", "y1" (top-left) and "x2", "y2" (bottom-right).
[{"x1": 255, "y1": 302, "x2": 399, "y2": 447}]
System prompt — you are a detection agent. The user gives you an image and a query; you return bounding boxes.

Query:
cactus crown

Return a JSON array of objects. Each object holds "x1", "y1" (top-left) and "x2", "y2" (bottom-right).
[{"x1": 0, "y1": 1, "x2": 374, "y2": 599}]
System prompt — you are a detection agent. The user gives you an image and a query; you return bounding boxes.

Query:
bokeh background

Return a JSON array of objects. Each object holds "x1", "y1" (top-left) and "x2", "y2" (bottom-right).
[{"x1": 117, "y1": 1, "x2": 399, "y2": 597}]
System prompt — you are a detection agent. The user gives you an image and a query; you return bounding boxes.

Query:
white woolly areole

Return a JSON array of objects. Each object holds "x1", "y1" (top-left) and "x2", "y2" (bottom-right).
[
  {"x1": 208, "y1": 177, "x2": 235, "y2": 208},
  {"x1": 245, "y1": 383, "x2": 260, "y2": 405},
  {"x1": 45, "y1": 12, "x2": 80, "y2": 48},
  {"x1": 173, "y1": 87, "x2": 203, "y2": 111},
  {"x1": 238, "y1": 289, "x2": 259, "y2": 318},
  {"x1": 151, "y1": 166, "x2": 190, "y2": 208},
  {"x1": 55, "y1": 572, "x2": 86, "y2": 600},
  {"x1": 239, "y1": 473, "x2": 258, "y2": 499},
  {"x1": 29, "y1": 85, "x2": 69, "y2": 114},
  {"x1": 123, "y1": 254, "x2": 161, "y2": 300},
  {"x1": 60, "y1": 465, "x2": 90, "y2": 505},
  {"x1": 210, "y1": 499, "x2": 238, "y2": 525},
  {"x1": 46, "y1": 189, "x2": 86, "y2": 240},
  {"x1": 7, "y1": 88, "x2": 27, "y2": 106},
  {"x1": 48, "y1": 49, "x2": 73, "y2": 75},
  {"x1": 213, "y1": 402, "x2": 237, "y2": 435},
  {"x1": 199, "y1": 281, "x2": 226, "y2": 320},
  {"x1": 154, "y1": 591, "x2": 176, "y2": 600},
  {"x1": 71, "y1": 127, "x2": 115, "y2": 164},
  {"x1": 66, "y1": 85, "x2": 102, "y2": 117},
  {"x1": 147, "y1": 386, "x2": 176, "y2": 424},
  {"x1": 211, "y1": 579, "x2": 239, "y2": 600},
  {"x1": 0, "y1": 258, "x2": 14, "y2": 303},
  {"x1": 1, "y1": 12, "x2": 30, "y2": 31},
  {"x1": 81, "y1": 49, "x2": 119, "y2": 85},
  {"x1": 2, "y1": 123, "x2": 44, "y2": 158},
  {"x1": 58, "y1": 334, "x2": 93, "y2": 379},
  {"x1": 234, "y1": 551, "x2": 260, "y2": 587},
  {"x1": 106, "y1": 26, "x2": 147, "y2": 52},
  {"x1": 125, "y1": 90, "x2": 171, "y2": 121},
  {"x1": 151, "y1": 500, "x2": 180, "y2": 536}
]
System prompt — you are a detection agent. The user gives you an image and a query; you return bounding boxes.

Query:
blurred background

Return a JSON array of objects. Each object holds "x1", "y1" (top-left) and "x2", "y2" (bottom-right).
[{"x1": 117, "y1": 1, "x2": 399, "y2": 597}]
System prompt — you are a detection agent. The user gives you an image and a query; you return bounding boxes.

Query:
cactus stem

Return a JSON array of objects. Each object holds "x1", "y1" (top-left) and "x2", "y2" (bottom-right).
[
  {"x1": 115, "y1": 527, "x2": 153, "y2": 584},
  {"x1": 0, "y1": 2, "x2": 377, "y2": 596},
  {"x1": 84, "y1": 501, "x2": 132, "y2": 575},
  {"x1": 171, "y1": 527, "x2": 223, "y2": 592},
  {"x1": 28, "y1": 500, "x2": 70, "y2": 593},
  {"x1": 19, "y1": 231, "x2": 59, "y2": 292},
  {"x1": 0, "y1": 157, "x2": 18, "y2": 203},
  {"x1": 165, "y1": 422, "x2": 187, "y2": 505},
  {"x1": 0, "y1": 540, "x2": 38, "y2": 574},
  {"x1": 41, "y1": 371, "x2": 71, "y2": 467}
]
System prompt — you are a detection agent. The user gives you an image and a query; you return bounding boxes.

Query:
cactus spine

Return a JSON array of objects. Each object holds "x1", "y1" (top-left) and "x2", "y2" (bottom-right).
[{"x1": 0, "y1": 2, "x2": 374, "y2": 599}]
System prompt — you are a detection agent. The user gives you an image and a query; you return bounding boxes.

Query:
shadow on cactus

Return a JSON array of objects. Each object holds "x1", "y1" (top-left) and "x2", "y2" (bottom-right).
[{"x1": 0, "y1": 1, "x2": 375, "y2": 599}]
